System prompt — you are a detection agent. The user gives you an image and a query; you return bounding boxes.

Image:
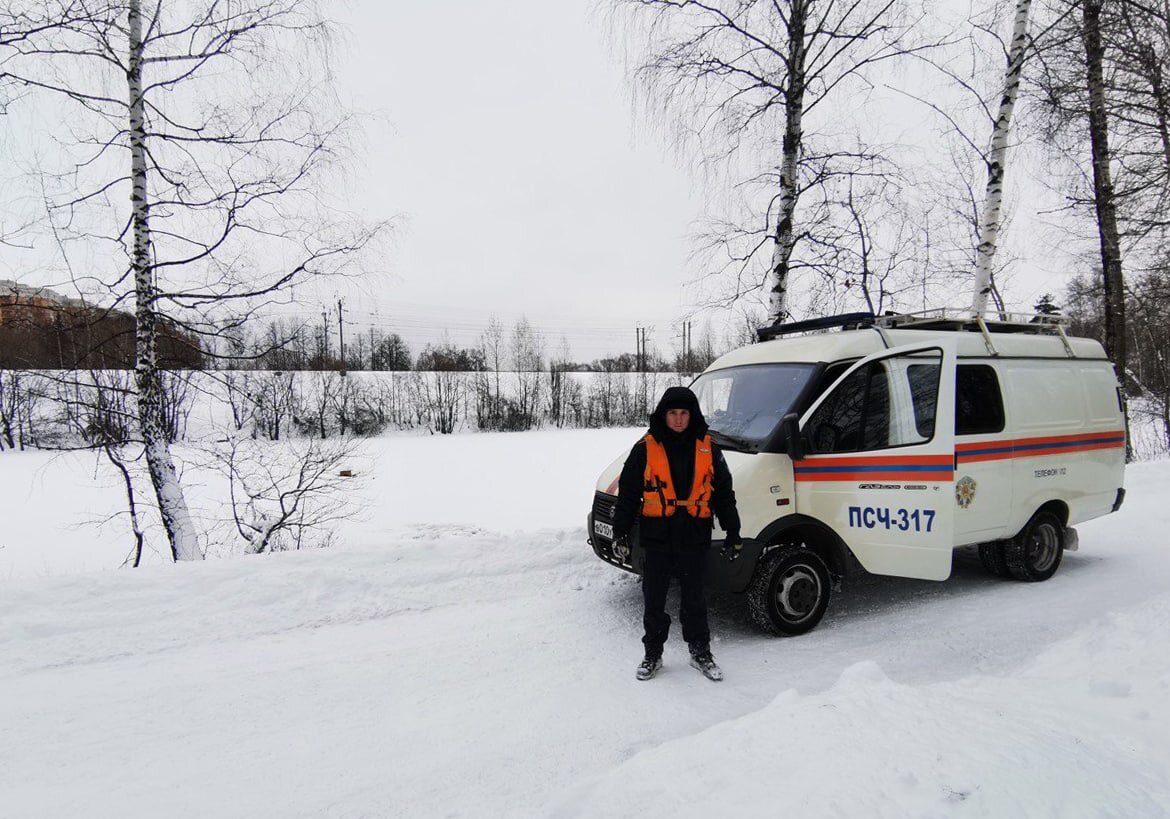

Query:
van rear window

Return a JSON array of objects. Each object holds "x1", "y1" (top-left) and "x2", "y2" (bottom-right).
[{"x1": 956, "y1": 365, "x2": 1005, "y2": 435}]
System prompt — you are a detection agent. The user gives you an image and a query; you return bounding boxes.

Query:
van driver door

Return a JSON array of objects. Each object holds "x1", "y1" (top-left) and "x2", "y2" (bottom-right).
[{"x1": 795, "y1": 341, "x2": 957, "y2": 580}]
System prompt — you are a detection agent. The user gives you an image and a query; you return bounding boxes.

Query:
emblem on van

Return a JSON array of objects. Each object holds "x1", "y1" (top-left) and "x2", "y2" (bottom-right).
[{"x1": 955, "y1": 476, "x2": 978, "y2": 509}]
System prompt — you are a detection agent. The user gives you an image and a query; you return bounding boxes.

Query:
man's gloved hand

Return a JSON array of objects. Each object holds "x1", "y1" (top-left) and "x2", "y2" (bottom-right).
[
  {"x1": 612, "y1": 533, "x2": 632, "y2": 560},
  {"x1": 721, "y1": 532, "x2": 743, "y2": 562}
]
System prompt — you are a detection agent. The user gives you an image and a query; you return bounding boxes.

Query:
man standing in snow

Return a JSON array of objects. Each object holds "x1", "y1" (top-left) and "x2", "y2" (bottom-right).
[{"x1": 611, "y1": 386, "x2": 741, "y2": 681}]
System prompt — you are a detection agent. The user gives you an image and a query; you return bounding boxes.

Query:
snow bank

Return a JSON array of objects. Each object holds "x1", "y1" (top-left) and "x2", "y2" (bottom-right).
[{"x1": 562, "y1": 596, "x2": 1170, "y2": 818}]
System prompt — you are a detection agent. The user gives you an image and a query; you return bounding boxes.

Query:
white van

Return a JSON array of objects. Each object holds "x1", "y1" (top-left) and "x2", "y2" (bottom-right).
[{"x1": 587, "y1": 310, "x2": 1127, "y2": 635}]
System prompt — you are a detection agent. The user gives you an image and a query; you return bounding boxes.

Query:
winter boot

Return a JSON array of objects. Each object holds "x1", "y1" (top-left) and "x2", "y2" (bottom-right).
[
  {"x1": 689, "y1": 645, "x2": 723, "y2": 682},
  {"x1": 636, "y1": 654, "x2": 663, "y2": 681}
]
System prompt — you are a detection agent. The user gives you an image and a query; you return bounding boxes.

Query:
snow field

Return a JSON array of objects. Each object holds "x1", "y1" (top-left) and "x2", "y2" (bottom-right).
[{"x1": 1, "y1": 430, "x2": 1168, "y2": 817}]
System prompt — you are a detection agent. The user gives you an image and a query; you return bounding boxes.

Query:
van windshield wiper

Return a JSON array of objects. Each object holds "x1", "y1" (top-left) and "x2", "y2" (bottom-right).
[{"x1": 708, "y1": 428, "x2": 756, "y2": 453}]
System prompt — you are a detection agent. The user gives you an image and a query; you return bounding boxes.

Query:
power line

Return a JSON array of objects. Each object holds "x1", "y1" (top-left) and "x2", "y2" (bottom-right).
[{"x1": 248, "y1": 301, "x2": 714, "y2": 362}]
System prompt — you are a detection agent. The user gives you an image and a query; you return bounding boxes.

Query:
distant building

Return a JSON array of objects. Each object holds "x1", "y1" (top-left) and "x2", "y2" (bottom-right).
[{"x1": 0, "y1": 280, "x2": 203, "y2": 369}]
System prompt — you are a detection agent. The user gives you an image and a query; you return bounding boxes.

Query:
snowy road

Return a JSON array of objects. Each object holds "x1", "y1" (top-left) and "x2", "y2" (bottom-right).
[{"x1": 1, "y1": 431, "x2": 1168, "y2": 817}]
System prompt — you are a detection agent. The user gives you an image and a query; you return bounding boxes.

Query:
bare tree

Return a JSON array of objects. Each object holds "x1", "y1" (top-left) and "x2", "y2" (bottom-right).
[
  {"x1": 252, "y1": 372, "x2": 298, "y2": 440},
  {"x1": 0, "y1": 369, "x2": 39, "y2": 450},
  {"x1": 547, "y1": 335, "x2": 575, "y2": 428},
  {"x1": 300, "y1": 371, "x2": 343, "y2": 439},
  {"x1": 1029, "y1": 0, "x2": 1170, "y2": 397},
  {"x1": 0, "y1": 1, "x2": 381, "y2": 560},
  {"x1": 972, "y1": 0, "x2": 1034, "y2": 315},
  {"x1": 476, "y1": 314, "x2": 506, "y2": 430},
  {"x1": 211, "y1": 433, "x2": 360, "y2": 554},
  {"x1": 369, "y1": 330, "x2": 412, "y2": 372},
  {"x1": 615, "y1": 0, "x2": 937, "y2": 322},
  {"x1": 1080, "y1": 0, "x2": 1128, "y2": 383},
  {"x1": 410, "y1": 370, "x2": 466, "y2": 435},
  {"x1": 1102, "y1": 1, "x2": 1170, "y2": 245},
  {"x1": 510, "y1": 316, "x2": 544, "y2": 431},
  {"x1": 102, "y1": 442, "x2": 149, "y2": 567}
]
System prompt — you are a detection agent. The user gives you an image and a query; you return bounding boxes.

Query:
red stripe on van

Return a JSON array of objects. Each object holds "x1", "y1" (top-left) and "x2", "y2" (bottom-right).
[
  {"x1": 1009, "y1": 430, "x2": 1126, "y2": 448},
  {"x1": 794, "y1": 453, "x2": 954, "y2": 483},
  {"x1": 956, "y1": 430, "x2": 1126, "y2": 464}
]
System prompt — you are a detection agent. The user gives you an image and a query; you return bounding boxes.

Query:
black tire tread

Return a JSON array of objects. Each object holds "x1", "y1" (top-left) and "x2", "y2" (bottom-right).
[
  {"x1": 1004, "y1": 511, "x2": 1064, "y2": 582},
  {"x1": 747, "y1": 544, "x2": 831, "y2": 636},
  {"x1": 978, "y1": 541, "x2": 1012, "y2": 578}
]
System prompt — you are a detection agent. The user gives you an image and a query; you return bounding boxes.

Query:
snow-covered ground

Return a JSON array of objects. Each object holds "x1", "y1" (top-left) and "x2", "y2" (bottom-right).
[{"x1": 2, "y1": 429, "x2": 1168, "y2": 817}]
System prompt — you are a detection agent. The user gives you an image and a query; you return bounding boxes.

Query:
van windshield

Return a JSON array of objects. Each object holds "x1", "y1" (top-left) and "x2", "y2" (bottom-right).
[{"x1": 691, "y1": 363, "x2": 817, "y2": 450}]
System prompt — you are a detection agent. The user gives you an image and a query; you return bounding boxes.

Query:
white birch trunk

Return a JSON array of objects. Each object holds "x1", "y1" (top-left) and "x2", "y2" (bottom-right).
[
  {"x1": 972, "y1": 0, "x2": 1032, "y2": 316},
  {"x1": 768, "y1": 1, "x2": 808, "y2": 325},
  {"x1": 128, "y1": 0, "x2": 201, "y2": 561}
]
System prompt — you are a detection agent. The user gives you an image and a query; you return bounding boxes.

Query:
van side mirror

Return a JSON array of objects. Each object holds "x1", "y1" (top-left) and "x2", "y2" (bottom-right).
[{"x1": 781, "y1": 412, "x2": 804, "y2": 460}]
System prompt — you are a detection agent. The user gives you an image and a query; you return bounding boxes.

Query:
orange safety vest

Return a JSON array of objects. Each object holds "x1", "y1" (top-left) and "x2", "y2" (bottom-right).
[{"x1": 642, "y1": 434, "x2": 714, "y2": 518}]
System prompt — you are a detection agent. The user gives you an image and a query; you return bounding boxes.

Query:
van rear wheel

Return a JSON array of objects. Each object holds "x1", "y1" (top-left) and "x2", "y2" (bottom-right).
[
  {"x1": 1004, "y1": 511, "x2": 1064, "y2": 582},
  {"x1": 748, "y1": 545, "x2": 831, "y2": 636}
]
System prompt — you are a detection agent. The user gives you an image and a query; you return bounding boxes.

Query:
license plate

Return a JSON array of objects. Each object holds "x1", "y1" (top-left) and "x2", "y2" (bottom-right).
[{"x1": 593, "y1": 520, "x2": 614, "y2": 539}]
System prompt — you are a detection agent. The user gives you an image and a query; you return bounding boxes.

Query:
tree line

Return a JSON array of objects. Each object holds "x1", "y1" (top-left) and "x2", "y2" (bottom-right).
[
  {"x1": 212, "y1": 314, "x2": 724, "y2": 376},
  {"x1": 0, "y1": 367, "x2": 687, "y2": 449}
]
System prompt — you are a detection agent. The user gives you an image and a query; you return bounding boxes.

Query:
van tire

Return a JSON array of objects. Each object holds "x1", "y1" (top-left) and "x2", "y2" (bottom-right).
[
  {"x1": 748, "y1": 545, "x2": 831, "y2": 636},
  {"x1": 1004, "y1": 511, "x2": 1064, "y2": 582},
  {"x1": 978, "y1": 541, "x2": 1011, "y2": 578}
]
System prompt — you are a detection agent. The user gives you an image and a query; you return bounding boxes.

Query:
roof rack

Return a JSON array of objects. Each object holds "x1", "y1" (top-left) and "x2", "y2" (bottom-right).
[
  {"x1": 755, "y1": 307, "x2": 1076, "y2": 356},
  {"x1": 873, "y1": 308, "x2": 1075, "y2": 356},
  {"x1": 872, "y1": 307, "x2": 1069, "y2": 333}
]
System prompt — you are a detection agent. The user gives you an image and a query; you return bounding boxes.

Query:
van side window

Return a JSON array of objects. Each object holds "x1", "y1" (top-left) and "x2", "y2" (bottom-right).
[
  {"x1": 908, "y1": 363, "x2": 940, "y2": 438},
  {"x1": 805, "y1": 350, "x2": 941, "y2": 453},
  {"x1": 956, "y1": 365, "x2": 1005, "y2": 435},
  {"x1": 807, "y1": 360, "x2": 854, "y2": 404},
  {"x1": 805, "y1": 364, "x2": 883, "y2": 453}
]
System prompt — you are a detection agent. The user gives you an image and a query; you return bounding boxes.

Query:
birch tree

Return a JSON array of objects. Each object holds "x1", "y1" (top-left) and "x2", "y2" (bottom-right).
[
  {"x1": 615, "y1": 0, "x2": 935, "y2": 323},
  {"x1": 971, "y1": 0, "x2": 1033, "y2": 315},
  {"x1": 0, "y1": 1, "x2": 379, "y2": 560}
]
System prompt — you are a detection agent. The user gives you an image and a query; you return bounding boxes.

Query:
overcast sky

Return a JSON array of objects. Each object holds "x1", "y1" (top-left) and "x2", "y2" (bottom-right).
[
  {"x1": 328, "y1": 0, "x2": 1092, "y2": 363},
  {"x1": 329, "y1": 0, "x2": 716, "y2": 362},
  {"x1": 0, "y1": 0, "x2": 1093, "y2": 365}
]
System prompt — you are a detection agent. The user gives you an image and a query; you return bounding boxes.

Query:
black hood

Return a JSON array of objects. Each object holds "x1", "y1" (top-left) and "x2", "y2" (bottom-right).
[{"x1": 648, "y1": 386, "x2": 709, "y2": 441}]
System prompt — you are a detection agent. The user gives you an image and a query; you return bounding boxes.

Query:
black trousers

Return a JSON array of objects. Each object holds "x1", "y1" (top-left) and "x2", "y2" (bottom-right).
[{"x1": 641, "y1": 546, "x2": 709, "y2": 657}]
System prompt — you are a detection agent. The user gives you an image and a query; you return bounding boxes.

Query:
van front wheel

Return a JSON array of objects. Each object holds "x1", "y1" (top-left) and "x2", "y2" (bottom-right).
[
  {"x1": 1004, "y1": 511, "x2": 1064, "y2": 582},
  {"x1": 748, "y1": 545, "x2": 831, "y2": 636}
]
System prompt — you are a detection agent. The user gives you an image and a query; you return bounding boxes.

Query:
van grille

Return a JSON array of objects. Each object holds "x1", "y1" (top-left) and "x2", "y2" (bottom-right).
[{"x1": 592, "y1": 491, "x2": 617, "y2": 523}]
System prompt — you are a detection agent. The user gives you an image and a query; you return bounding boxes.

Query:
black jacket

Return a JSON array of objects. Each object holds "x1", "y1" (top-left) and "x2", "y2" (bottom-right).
[{"x1": 612, "y1": 387, "x2": 740, "y2": 550}]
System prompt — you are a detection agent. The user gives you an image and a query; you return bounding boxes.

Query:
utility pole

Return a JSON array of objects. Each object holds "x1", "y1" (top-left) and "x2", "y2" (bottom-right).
[
  {"x1": 321, "y1": 309, "x2": 330, "y2": 367},
  {"x1": 337, "y1": 298, "x2": 346, "y2": 376}
]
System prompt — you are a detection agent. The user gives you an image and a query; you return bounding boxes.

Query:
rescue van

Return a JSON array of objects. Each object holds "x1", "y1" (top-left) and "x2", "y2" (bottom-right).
[{"x1": 587, "y1": 310, "x2": 1127, "y2": 635}]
